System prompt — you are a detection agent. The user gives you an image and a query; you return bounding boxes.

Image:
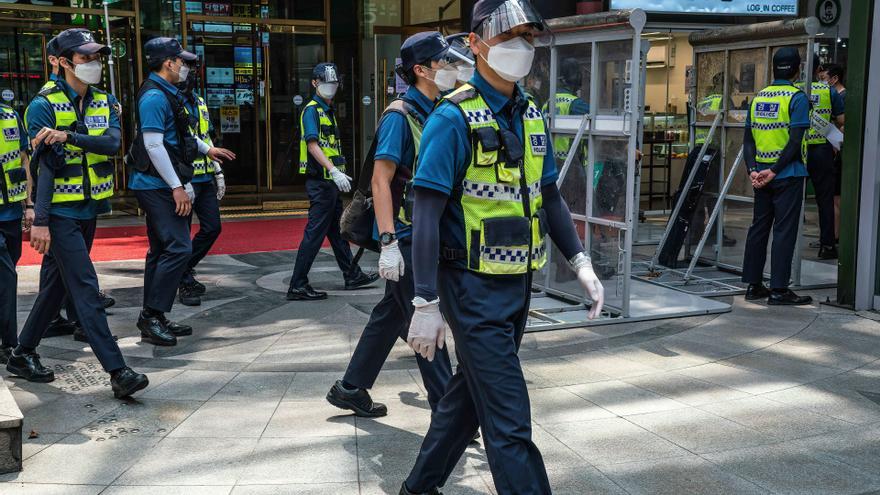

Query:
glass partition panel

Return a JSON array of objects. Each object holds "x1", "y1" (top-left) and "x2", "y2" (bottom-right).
[
  {"x1": 694, "y1": 51, "x2": 725, "y2": 123},
  {"x1": 591, "y1": 137, "x2": 630, "y2": 224},
  {"x1": 595, "y1": 39, "x2": 632, "y2": 115},
  {"x1": 727, "y1": 48, "x2": 767, "y2": 124}
]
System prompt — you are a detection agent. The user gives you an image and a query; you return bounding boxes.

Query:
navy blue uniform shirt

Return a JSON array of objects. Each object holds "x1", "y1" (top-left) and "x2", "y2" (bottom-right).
[
  {"x1": 413, "y1": 71, "x2": 558, "y2": 262},
  {"x1": 25, "y1": 77, "x2": 119, "y2": 218},
  {"x1": 130, "y1": 72, "x2": 186, "y2": 190},
  {"x1": 373, "y1": 85, "x2": 435, "y2": 239}
]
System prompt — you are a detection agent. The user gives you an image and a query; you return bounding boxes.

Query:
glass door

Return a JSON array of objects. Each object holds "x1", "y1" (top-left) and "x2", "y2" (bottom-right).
[
  {"x1": 188, "y1": 21, "x2": 262, "y2": 197},
  {"x1": 0, "y1": 31, "x2": 49, "y2": 114}
]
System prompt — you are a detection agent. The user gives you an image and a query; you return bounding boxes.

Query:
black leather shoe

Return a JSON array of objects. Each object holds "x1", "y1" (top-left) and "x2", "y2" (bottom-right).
[
  {"x1": 326, "y1": 380, "x2": 388, "y2": 417},
  {"x1": 399, "y1": 483, "x2": 442, "y2": 495},
  {"x1": 287, "y1": 285, "x2": 327, "y2": 301},
  {"x1": 182, "y1": 270, "x2": 207, "y2": 296},
  {"x1": 344, "y1": 272, "x2": 380, "y2": 290},
  {"x1": 137, "y1": 313, "x2": 178, "y2": 346},
  {"x1": 6, "y1": 351, "x2": 55, "y2": 382},
  {"x1": 745, "y1": 283, "x2": 770, "y2": 301},
  {"x1": 178, "y1": 285, "x2": 202, "y2": 307},
  {"x1": 44, "y1": 315, "x2": 78, "y2": 338},
  {"x1": 73, "y1": 325, "x2": 119, "y2": 343},
  {"x1": 99, "y1": 290, "x2": 115, "y2": 309},
  {"x1": 157, "y1": 314, "x2": 192, "y2": 337},
  {"x1": 768, "y1": 289, "x2": 813, "y2": 306},
  {"x1": 0, "y1": 346, "x2": 11, "y2": 365},
  {"x1": 111, "y1": 367, "x2": 149, "y2": 399},
  {"x1": 818, "y1": 245, "x2": 838, "y2": 260}
]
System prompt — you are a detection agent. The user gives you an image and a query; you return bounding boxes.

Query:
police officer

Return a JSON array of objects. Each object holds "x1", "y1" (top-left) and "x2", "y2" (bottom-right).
[
  {"x1": 0, "y1": 97, "x2": 33, "y2": 364},
  {"x1": 400, "y1": 1, "x2": 604, "y2": 493},
  {"x1": 129, "y1": 37, "x2": 216, "y2": 345},
  {"x1": 326, "y1": 32, "x2": 458, "y2": 418},
  {"x1": 693, "y1": 72, "x2": 724, "y2": 147},
  {"x1": 819, "y1": 63, "x2": 846, "y2": 242},
  {"x1": 287, "y1": 63, "x2": 378, "y2": 301},
  {"x1": 799, "y1": 55, "x2": 844, "y2": 260},
  {"x1": 445, "y1": 33, "x2": 476, "y2": 89},
  {"x1": 742, "y1": 47, "x2": 812, "y2": 306},
  {"x1": 177, "y1": 58, "x2": 235, "y2": 307},
  {"x1": 543, "y1": 57, "x2": 588, "y2": 162},
  {"x1": 8, "y1": 28, "x2": 149, "y2": 399}
]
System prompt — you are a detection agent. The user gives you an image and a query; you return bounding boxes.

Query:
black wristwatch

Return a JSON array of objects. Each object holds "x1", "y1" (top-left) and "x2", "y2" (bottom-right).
[{"x1": 379, "y1": 232, "x2": 397, "y2": 247}]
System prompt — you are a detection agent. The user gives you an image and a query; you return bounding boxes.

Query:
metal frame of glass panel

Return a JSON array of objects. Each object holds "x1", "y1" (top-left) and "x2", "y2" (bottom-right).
[{"x1": 641, "y1": 17, "x2": 836, "y2": 295}]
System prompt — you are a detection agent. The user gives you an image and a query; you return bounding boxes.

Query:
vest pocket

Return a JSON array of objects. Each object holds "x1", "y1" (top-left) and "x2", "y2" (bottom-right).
[
  {"x1": 483, "y1": 216, "x2": 530, "y2": 247},
  {"x1": 91, "y1": 161, "x2": 114, "y2": 179},
  {"x1": 330, "y1": 155, "x2": 347, "y2": 168},
  {"x1": 474, "y1": 127, "x2": 500, "y2": 167},
  {"x1": 56, "y1": 164, "x2": 83, "y2": 179},
  {"x1": 6, "y1": 167, "x2": 26, "y2": 184}
]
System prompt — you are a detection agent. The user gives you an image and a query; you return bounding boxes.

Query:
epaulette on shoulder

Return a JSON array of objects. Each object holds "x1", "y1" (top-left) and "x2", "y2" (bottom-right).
[
  {"x1": 445, "y1": 84, "x2": 476, "y2": 105},
  {"x1": 38, "y1": 82, "x2": 61, "y2": 97}
]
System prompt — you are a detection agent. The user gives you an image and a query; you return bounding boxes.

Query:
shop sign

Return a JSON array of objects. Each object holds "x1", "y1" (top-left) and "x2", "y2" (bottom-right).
[
  {"x1": 293, "y1": 95, "x2": 304, "y2": 106},
  {"x1": 220, "y1": 106, "x2": 240, "y2": 134},
  {"x1": 204, "y1": 2, "x2": 231, "y2": 16},
  {"x1": 816, "y1": 0, "x2": 842, "y2": 27},
  {"x1": 609, "y1": 0, "x2": 798, "y2": 16},
  {"x1": 1, "y1": 89, "x2": 14, "y2": 102}
]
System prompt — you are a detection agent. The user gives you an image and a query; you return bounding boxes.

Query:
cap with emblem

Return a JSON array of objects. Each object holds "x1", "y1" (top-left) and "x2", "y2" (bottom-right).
[
  {"x1": 445, "y1": 33, "x2": 475, "y2": 66},
  {"x1": 312, "y1": 62, "x2": 340, "y2": 83},
  {"x1": 144, "y1": 37, "x2": 197, "y2": 70},
  {"x1": 773, "y1": 47, "x2": 801, "y2": 80},
  {"x1": 471, "y1": 0, "x2": 545, "y2": 40},
  {"x1": 54, "y1": 28, "x2": 110, "y2": 56},
  {"x1": 400, "y1": 32, "x2": 452, "y2": 73}
]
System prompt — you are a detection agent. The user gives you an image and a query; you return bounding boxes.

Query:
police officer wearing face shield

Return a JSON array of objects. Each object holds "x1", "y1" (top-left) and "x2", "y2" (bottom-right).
[
  {"x1": 128, "y1": 37, "x2": 206, "y2": 346},
  {"x1": 176, "y1": 59, "x2": 236, "y2": 307},
  {"x1": 287, "y1": 63, "x2": 378, "y2": 301},
  {"x1": 326, "y1": 32, "x2": 456, "y2": 418},
  {"x1": 9, "y1": 28, "x2": 149, "y2": 399},
  {"x1": 444, "y1": 33, "x2": 477, "y2": 90},
  {"x1": 400, "y1": 1, "x2": 605, "y2": 493},
  {"x1": 742, "y1": 47, "x2": 812, "y2": 306}
]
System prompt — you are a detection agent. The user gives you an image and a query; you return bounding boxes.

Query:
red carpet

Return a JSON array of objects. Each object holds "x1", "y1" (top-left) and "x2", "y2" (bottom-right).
[{"x1": 19, "y1": 217, "x2": 323, "y2": 266}]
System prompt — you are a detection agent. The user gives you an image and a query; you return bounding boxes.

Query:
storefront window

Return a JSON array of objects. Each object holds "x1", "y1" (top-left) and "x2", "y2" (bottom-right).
[
  {"x1": 727, "y1": 48, "x2": 767, "y2": 124},
  {"x1": 140, "y1": 0, "x2": 181, "y2": 40}
]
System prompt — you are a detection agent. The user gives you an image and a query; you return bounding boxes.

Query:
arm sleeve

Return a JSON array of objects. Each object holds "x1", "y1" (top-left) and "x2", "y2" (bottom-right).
[
  {"x1": 195, "y1": 136, "x2": 211, "y2": 155},
  {"x1": 33, "y1": 155, "x2": 55, "y2": 227},
  {"x1": 144, "y1": 131, "x2": 182, "y2": 189},
  {"x1": 542, "y1": 183, "x2": 584, "y2": 260},
  {"x1": 412, "y1": 186, "x2": 448, "y2": 301},
  {"x1": 301, "y1": 106, "x2": 319, "y2": 142},
  {"x1": 744, "y1": 117, "x2": 759, "y2": 174},
  {"x1": 69, "y1": 127, "x2": 121, "y2": 156},
  {"x1": 770, "y1": 127, "x2": 806, "y2": 175}
]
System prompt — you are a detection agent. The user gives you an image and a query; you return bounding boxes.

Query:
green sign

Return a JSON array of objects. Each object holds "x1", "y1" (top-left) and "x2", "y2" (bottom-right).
[{"x1": 111, "y1": 39, "x2": 126, "y2": 58}]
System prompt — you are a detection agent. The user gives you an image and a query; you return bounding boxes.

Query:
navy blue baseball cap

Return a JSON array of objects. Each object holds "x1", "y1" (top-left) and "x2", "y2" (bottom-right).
[
  {"x1": 54, "y1": 28, "x2": 110, "y2": 56},
  {"x1": 400, "y1": 32, "x2": 451, "y2": 72},
  {"x1": 144, "y1": 37, "x2": 197, "y2": 69},
  {"x1": 46, "y1": 36, "x2": 60, "y2": 57},
  {"x1": 471, "y1": 0, "x2": 545, "y2": 39},
  {"x1": 312, "y1": 62, "x2": 340, "y2": 83}
]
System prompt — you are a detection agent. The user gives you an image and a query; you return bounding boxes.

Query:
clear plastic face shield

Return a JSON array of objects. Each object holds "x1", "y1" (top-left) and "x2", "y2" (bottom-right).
[
  {"x1": 473, "y1": 1, "x2": 552, "y2": 83},
  {"x1": 475, "y1": 0, "x2": 551, "y2": 45},
  {"x1": 445, "y1": 34, "x2": 476, "y2": 83}
]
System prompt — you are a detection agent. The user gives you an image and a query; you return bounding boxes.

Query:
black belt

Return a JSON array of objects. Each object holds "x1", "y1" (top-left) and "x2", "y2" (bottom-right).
[{"x1": 440, "y1": 246, "x2": 467, "y2": 261}]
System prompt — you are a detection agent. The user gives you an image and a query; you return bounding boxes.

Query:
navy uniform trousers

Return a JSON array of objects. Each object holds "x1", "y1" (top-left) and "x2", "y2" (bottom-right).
[
  {"x1": 343, "y1": 239, "x2": 453, "y2": 411},
  {"x1": 184, "y1": 180, "x2": 221, "y2": 282},
  {"x1": 135, "y1": 189, "x2": 192, "y2": 312},
  {"x1": 806, "y1": 143, "x2": 836, "y2": 247},
  {"x1": 742, "y1": 177, "x2": 805, "y2": 289},
  {"x1": 19, "y1": 215, "x2": 125, "y2": 372},
  {"x1": 0, "y1": 219, "x2": 22, "y2": 348},
  {"x1": 406, "y1": 268, "x2": 551, "y2": 495},
  {"x1": 289, "y1": 178, "x2": 359, "y2": 290},
  {"x1": 19, "y1": 218, "x2": 95, "y2": 341}
]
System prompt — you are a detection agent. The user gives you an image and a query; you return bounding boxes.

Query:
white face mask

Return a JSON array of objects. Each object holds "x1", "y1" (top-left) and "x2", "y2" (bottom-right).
[
  {"x1": 71, "y1": 60, "x2": 103, "y2": 85},
  {"x1": 317, "y1": 82, "x2": 339, "y2": 99},
  {"x1": 457, "y1": 65, "x2": 475, "y2": 83},
  {"x1": 432, "y1": 67, "x2": 459, "y2": 92},
  {"x1": 176, "y1": 63, "x2": 190, "y2": 83},
  {"x1": 480, "y1": 36, "x2": 535, "y2": 83}
]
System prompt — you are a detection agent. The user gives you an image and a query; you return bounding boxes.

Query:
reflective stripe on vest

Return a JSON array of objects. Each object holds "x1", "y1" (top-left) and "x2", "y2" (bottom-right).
[
  {"x1": 43, "y1": 84, "x2": 114, "y2": 202},
  {"x1": 796, "y1": 81, "x2": 833, "y2": 145},
  {"x1": 446, "y1": 84, "x2": 547, "y2": 275},
  {"x1": 390, "y1": 101, "x2": 423, "y2": 227},
  {"x1": 694, "y1": 94, "x2": 722, "y2": 145},
  {"x1": 749, "y1": 84, "x2": 807, "y2": 166},
  {"x1": 0, "y1": 106, "x2": 26, "y2": 205},
  {"x1": 542, "y1": 92, "x2": 577, "y2": 160},
  {"x1": 191, "y1": 96, "x2": 214, "y2": 176},
  {"x1": 298, "y1": 99, "x2": 343, "y2": 180}
]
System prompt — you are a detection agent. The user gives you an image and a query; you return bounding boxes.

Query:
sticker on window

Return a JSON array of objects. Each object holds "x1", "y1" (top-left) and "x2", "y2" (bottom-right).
[
  {"x1": 754, "y1": 102, "x2": 780, "y2": 119},
  {"x1": 3, "y1": 127, "x2": 19, "y2": 141},
  {"x1": 529, "y1": 134, "x2": 547, "y2": 156},
  {"x1": 84, "y1": 115, "x2": 108, "y2": 130}
]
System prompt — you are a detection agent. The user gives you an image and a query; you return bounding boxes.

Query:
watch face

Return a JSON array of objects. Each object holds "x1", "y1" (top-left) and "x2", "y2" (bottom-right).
[{"x1": 380, "y1": 233, "x2": 394, "y2": 245}]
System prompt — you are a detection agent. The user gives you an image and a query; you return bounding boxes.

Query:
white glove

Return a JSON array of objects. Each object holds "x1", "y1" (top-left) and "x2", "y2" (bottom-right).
[
  {"x1": 184, "y1": 183, "x2": 195, "y2": 203},
  {"x1": 329, "y1": 167, "x2": 353, "y2": 193},
  {"x1": 215, "y1": 173, "x2": 226, "y2": 201},
  {"x1": 571, "y1": 253, "x2": 604, "y2": 320},
  {"x1": 407, "y1": 297, "x2": 447, "y2": 362},
  {"x1": 378, "y1": 240, "x2": 405, "y2": 282}
]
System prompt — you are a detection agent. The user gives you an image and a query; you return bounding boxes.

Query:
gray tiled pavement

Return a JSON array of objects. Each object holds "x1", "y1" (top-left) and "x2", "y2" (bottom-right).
[{"x1": 2, "y1": 249, "x2": 880, "y2": 494}]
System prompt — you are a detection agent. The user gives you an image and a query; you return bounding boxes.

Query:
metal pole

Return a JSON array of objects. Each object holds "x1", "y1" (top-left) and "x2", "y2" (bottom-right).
[
  {"x1": 684, "y1": 147, "x2": 744, "y2": 282},
  {"x1": 793, "y1": 38, "x2": 816, "y2": 287},
  {"x1": 103, "y1": 0, "x2": 116, "y2": 96},
  {"x1": 555, "y1": 114, "x2": 591, "y2": 189},
  {"x1": 649, "y1": 110, "x2": 723, "y2": 270}
]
